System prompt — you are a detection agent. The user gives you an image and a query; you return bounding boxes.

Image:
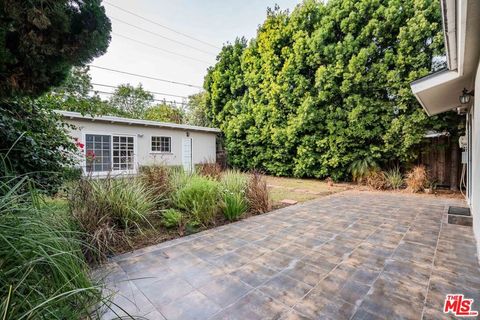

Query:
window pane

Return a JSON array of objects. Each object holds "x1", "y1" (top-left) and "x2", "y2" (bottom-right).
[
  {"x1": 112, "y1": 135, "x2": 135, "y2": 171},
  {"x1": 85, "y1": 134, "x2": 111, "y2": 172},
  {"x1": 151, "y1": 136, "x2": 171, "y2": 152}
]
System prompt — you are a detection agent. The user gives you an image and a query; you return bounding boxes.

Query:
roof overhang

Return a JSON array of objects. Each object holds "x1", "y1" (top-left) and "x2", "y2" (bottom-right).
[
  {"x1": 410, "y1": 0, "x2": 480, "y2": 116},
  {"x1": 56, "y1": 110, "x2": 221, "y2": 133}
]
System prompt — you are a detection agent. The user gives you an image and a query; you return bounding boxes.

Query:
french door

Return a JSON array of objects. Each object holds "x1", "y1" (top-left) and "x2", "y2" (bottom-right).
[
  {"x1": 84, "y1": 134, "x2": 136, "y2": 174},
  {"x1": 112, "y1": 136, "x2": 135, "y2": 171}
]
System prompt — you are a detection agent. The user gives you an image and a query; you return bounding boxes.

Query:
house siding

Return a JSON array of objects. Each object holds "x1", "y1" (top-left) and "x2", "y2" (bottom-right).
[{"x1": 64, "y1": 118, "x2": 217, "y2": 170}]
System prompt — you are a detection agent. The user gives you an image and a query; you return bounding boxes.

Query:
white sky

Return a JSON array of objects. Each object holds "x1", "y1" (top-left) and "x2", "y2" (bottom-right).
[{"x1": 90, "y1": 0, "x2": 301, "y2": 106}]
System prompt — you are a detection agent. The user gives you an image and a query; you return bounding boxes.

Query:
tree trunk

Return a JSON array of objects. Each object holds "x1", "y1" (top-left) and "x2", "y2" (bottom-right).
[{"x1": 450, "y1": 140, "x2": 459, "y2": 191}]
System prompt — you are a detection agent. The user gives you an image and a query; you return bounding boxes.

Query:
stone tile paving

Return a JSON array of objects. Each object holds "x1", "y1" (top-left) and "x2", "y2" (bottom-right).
[{"x1": 95, "y1": 191, "x2": 480, "y2": 320}]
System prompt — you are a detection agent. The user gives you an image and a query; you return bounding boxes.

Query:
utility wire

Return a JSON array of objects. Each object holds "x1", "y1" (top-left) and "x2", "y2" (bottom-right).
[
  {"x1": 89, "y1": 65, "x2": 203, "y2": 89},
  {"x1": 113, "y1": 32, "x2": 211, "y2": 64},
  {"x1": 104, "y1": 1, "x2": 220, "y2": 50},
  {"x1": 91, "y1": 89, "x2": 188, "y2": 106},
  {"x1": 91, "y1": 83, "x2": 188, "y2": 99},
  {"x1": 110, "y1": 17, "x2": 217, "y2": 56}
]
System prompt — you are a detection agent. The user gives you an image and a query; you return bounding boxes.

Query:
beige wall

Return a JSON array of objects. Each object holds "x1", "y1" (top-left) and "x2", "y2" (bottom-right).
[
  {"x1": 64, "y1": 118, "x2": 217, "y2": 171},
  {"x1": 472, "y1": 61, "x2": 480, "y2": 252}
]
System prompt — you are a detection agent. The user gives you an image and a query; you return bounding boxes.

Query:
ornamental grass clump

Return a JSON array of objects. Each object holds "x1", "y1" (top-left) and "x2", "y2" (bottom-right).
[
  {"x1": 196, "y1": 162, "x2": 223, "y2": 180},
  {"x1": 366, "y1": 169, "x2": 387, "y2": 190},
  {"x1": 220, "y1": 171, "x2": 249, "y2": 221},
  {"x1": 0, "y1": 180, "x2": 102, "y2": 319},
  {"x1": 405, "y1": 165, "x2": 428, "y2": 193},
  {"x1": 140, "y1": 164, "x2": 172, "y2": 202},
  {"x1": 221, "y1": 170, "x2": 248, "y2": 196},
  {"x1": 349, "y1": 157, "x2": 379, "y2": 183},
  {"x1": 222, "y1": 192, "x2": 248, "y2": 221},
  {"x1": 246, "y1": 171, "x2": 271, "y2": 214},
  {"x1": 172, "y1": 174, "x2": 220, "y2": 227},
  {"x1": 69, "y1": 176, "x2": 156, "y2": 263},
  {"x1": 384, "y1": 167, "x2": 404, "y2": 190}
]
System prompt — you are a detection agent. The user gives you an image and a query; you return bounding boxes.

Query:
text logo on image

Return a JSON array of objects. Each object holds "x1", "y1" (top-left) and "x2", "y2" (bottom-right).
[{"x1": 443, "y1": 294, "x2": 478, "y2": 317}]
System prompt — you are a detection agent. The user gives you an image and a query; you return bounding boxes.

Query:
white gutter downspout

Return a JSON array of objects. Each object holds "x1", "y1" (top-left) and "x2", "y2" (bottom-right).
[{"x1": 441, "y1": 0, "x2": 457, "y2": 70}]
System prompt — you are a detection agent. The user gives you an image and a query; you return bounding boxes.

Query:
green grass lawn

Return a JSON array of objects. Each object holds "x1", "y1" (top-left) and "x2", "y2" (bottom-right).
[{"x1": 265, "y1": 176, "x2": 347, "y2": 206}]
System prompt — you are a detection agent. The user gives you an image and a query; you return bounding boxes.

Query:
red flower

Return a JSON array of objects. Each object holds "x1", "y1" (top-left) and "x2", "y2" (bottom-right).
[
  {"x1": 86, "y1": 150, "x2": 96, "y2": 161},
  {"x1": 74, "y1": 138, "x2": 85, "y2": 150}
]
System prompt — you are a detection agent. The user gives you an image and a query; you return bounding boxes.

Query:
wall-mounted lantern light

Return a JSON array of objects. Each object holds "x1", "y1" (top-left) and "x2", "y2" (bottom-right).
[{"x1": 459, "y1": 88, "x2": 474, "y2": 104}]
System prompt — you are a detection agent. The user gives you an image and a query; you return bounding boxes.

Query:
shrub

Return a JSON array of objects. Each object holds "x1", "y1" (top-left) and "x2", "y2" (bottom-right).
[
  {"x1": 162, "y1": 208, "x2": 184, "y2": 229},
  {"x1": 0, "y1": 105, "x2": 77, "y2": 195},
  {"x1": 0, "y1": 181, "x2": 102, "y2": 319},
  {"x1": 365, "y1": 169, "x2": 386, "y2": 190},
  {"x1": 222, "y1": 192, "x2": 248, "y2": 221},
  {"x1": 173, "y1": 174, "x2": 220, "y2": 227},
  {"x1": 62, "y1": 166, "x2": 83, "y2": 182},
  {"x1": 246, "y1": 171, "x2": 271, "y2": 214},
  {"x1": 349, "y1": 157, "x2": 379, "y2": 183},
  {"x1": 405, "y1": 165, "x2": 428, "y2": 193},
  {"x1": 69, "y1": 177, "x2": 156, "y2": 262},
  {"x1": 196, "y1": 162, "x2": 222, "y2": 180},
  {"x1": 384, "y1": 167, "x2": 403, "y2": 190}
]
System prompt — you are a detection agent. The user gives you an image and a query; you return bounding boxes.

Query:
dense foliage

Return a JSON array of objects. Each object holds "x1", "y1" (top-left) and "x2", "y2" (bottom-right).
[
  {"x1": 0, "y1": 100, "x2": 77, "y2": 194},
  {"x1": 0, "y1": 181, "x2": 101, "y2": 319},
  {"x1": 144, "y1": 103, "x2": 185, "y2": 123},
  {"x1": 0, "y1": 0, "x2": 111, "y2": 99},
  {"x1": 108, "y1": 83, "x2": 154, "y2": 118},
  {"x1": 69, "y1": 177, "x2": 157, "y2": 263},
  {"x1": 1, "y1": 1, "x2": 111, "y2": 318},
  {"x1": 204, "y1": 0, "x2": 463, "y2": 180},
  {"x1": 186, "y1": 92, "x2": 211, "y2": 127}
]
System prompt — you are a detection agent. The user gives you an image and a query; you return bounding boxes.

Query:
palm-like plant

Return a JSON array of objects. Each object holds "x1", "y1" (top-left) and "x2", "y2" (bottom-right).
[{"x1": 348, "y1": 157, "x2": 379, "y2": 183}]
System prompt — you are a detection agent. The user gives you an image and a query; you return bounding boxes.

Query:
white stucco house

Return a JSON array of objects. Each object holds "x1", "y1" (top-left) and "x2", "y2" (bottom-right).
[
  {"x1": 410, "y1": 0, "x2": 480, "y2": 252},
  {"x1": 58, "y1": 111, "x2": 220, "y2": 175}
]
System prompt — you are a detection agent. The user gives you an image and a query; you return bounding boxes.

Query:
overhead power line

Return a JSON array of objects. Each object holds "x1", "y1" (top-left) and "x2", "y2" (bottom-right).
[
  {"x1": 91, "y1": 89, "x2": 188, "y2": 106},
  {"x1": 91, "y1": 83, "x2": 188, "y2": 99},
  {"x1": 110, "y1": 17, "x2": 217, "y2": 56},
  {"x1": 89, "y1": 65, "x2": 203, "y2": 89},
  {"x1": 112, "y1": 32, "x2": 211, "y2": 64},
  {"x1": 104, "y1": 1, "x2": 220, "y2": 50}
]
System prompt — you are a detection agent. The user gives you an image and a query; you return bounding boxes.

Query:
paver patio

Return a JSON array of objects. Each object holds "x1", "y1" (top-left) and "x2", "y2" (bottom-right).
[{"x1": 97, "y1": 191, "x2": 480, "y2": 320}]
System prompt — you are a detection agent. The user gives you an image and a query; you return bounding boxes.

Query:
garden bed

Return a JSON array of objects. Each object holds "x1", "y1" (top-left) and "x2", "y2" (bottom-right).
[{"x1": 63, "y1": 165, "x2": 271, "y2": 263}]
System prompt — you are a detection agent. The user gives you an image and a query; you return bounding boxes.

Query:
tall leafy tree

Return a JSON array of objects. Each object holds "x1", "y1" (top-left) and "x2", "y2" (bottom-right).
[
  {"x1": 0, "y1": 0, "x2": 111, "y2": 99},
  {"x1": 144, "y1": 103, "x2": 185, "y2": 123},
  {"x1": 185, "y1": 92, "x2": 211, "y2": 127},
  {"x1": 0, "y1": 0, "x2": 111, "y2": 193},
  {"x1": 109, "y1": 84, "x2": 154, "y2": 118},
  {"x1": 205, "y1": 0, "x2": 462, "y2": 180}
]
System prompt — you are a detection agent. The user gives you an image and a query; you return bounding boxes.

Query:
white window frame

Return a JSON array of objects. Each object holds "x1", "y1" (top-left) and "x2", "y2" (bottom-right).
[
  {"x1": 82, "y1": 132, "x2": 137, "y2": 176},
  {"x1": 150, "y1": 135, "x2": 172, "y2": 153}
]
